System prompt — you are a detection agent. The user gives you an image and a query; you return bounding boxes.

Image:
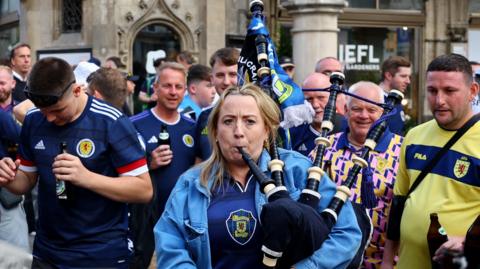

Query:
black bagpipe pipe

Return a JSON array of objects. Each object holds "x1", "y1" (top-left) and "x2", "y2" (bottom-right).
[
  {"x1": 238, "y1": 2, "x2": 347, "y2": 268},
  {"x1": 320, "y1": 89, "x2": 404, "y2": 222},
  {"x1": 298, "y1": 72, "x2": 345, "y2": 209}
]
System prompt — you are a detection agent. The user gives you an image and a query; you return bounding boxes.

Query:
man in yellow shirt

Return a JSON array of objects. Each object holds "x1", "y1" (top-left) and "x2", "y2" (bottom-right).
[{"x1": 384, "y1": 53, "x2": 480, "y2": 268}]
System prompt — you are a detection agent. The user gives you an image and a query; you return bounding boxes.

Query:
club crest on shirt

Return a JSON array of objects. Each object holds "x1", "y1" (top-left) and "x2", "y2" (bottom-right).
[
  {"x1": 76, "y1": 139, "x2": 95, "y2": 158},
  {"x1": 225, "y1": 209, "x2": 256, "y2": 245},
  {"x1": 453, "y1": 156, "x2": 470, "y2": 179},
  {"x1": 182, "y1": 134, "x2": 194, "y2": 147},
  {"x1": 376, "y1": 157, "x2": 387, "y2": 173}
]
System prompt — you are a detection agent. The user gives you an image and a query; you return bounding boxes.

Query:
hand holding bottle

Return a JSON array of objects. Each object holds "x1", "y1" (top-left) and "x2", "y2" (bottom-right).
[
  {"x1": 52, "y1": 143, "x2": 92, "y2": 190},
  {"x1": 150, "y1": 145, "x2": 173, "y2": 169},
  {"x1": 433, "y1": 236, "x2": 464, "y2": 262}
]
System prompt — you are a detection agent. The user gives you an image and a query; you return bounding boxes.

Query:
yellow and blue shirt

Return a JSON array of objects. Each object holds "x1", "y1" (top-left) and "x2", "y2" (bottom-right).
[{"x1": 394, "y1": 119, "x2": 480, "y2": 269}]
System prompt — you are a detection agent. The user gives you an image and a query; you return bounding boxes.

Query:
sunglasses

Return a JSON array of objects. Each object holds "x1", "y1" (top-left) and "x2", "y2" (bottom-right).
[{"x1": 24, "y1": 80, "x2": 75, "y2": 108}]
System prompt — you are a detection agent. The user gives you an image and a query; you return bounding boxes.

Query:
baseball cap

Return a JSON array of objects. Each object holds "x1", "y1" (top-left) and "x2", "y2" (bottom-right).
[
  {"x1": 279, "y1": 56, "x2": 295, "y2": 68},
  {"x1": 122, "y1": 72, "x2": 139, "y2": 82}
]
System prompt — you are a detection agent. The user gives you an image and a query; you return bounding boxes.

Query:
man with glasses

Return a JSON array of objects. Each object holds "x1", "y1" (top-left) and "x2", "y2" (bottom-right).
[{"x1": 0, "y1": 57, "x2": 153, "y2": 268}]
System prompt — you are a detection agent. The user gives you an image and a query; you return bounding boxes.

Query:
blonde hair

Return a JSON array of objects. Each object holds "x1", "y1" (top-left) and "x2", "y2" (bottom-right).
[
  {"x1": 199, "y1": 83, "x2": 281, "y2": 189},
  {"x1": 0, "y1": 65, "x2": 13, "y2": 77},
  {"x1": 154, "y1": 62, "x2": 186, "y2": 83}
]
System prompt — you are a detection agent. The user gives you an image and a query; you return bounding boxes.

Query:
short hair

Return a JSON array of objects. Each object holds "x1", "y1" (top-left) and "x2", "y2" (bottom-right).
[
  {"x1": 177, "y1": 51, "x2": 195, "y2": 65},
  {"x1": 381, "y1": 56, "x2": 411, "y2": 80},
  {"x1": 9, "y1": 43, "x2": 31, "y2": 60},
  {"x1": 427, "y1": 54, "x2": 473, "y2": 84},
  {"x1": 27, "y1": 57, "x2": 74, "y2": 96},
  {"x1": 155, "y1": 62, "x2": 187, "y2": 83},
  {"x1": 209, "y1": 47, "x2": 239, "y2": 68},
  {"x1": 347, "y1": 81, "x2": 384, "y2": 107},
  {"x1": 153, "y1": 57, "x2": 166, "y2": 68},
  {"x1": 187, "y1": 64, "x2": 211, "y2": 87},
  {"x1": 87, "y1": 67, "x2": 127, "y2": 109},
  {"x1": 200, "y1": 83, "x2": 280, "y2": 189},
  {"x1": 106, "y1": 56, "x2": 125, "y2": 69},
  {"x1": 0, "y1": 65, "x2": 13, "y2": 77},
  {"x1": 315, "y1": 57, "x2": 342, "y2": 73}
]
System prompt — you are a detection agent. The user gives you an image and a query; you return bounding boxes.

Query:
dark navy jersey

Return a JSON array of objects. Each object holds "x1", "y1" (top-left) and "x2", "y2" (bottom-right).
[
  {"x1": 0, "y1": 110, "x2": 20, "y2": 158},
  {"x1": 289, "y1": 116, "x2": 346, "y2": 157},
  {"x1": 208, "y1": 175, "x2": 263, "y2": 269},
  {"x1": 194, "y1": 107, "x2": 213, "y2": 161},
  {"x1": 18, "y1": 96, "x2": 148, "y2": 267},
  {"x1": 131, "y1": 109, "x2": 196, "y2": 217}
]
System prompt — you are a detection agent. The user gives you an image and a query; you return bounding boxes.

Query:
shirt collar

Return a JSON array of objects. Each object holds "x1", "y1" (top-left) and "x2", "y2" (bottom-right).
[
  {"x1": 334, "y1": 127, "x2": 394, "y2": 153},
  {"x1": 12, "y1": 70, "x2": 26, "y2": 81},
  {"x1": 0, "y1": 99, "x2": 16, "y2": 114}
]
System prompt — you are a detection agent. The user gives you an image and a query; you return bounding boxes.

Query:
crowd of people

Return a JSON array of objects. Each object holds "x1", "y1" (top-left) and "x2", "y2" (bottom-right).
[{"x1": 0, "y1": 39, "x2": 479, "y2": 269}]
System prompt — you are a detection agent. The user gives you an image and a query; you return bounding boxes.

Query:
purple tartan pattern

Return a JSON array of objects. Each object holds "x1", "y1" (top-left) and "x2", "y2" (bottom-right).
[{"x1": 313, "y1": 132, "x2": 403, "y2": 269}]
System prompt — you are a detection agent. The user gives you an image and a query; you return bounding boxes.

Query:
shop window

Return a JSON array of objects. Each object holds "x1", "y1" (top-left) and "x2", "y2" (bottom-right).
[
  {"x1": 62, "y1": 0, "x2": 82, "y2": 33},
  {"x1": 348, "y1": 0, "x2": 376, "y2": 8},
  {"x1": 348, "y1": 0, "x2": 423, "y2": 10},
  {"x1": 277, "y1": 23, "x2": 293, "y2": 58},
  {"x1": 338, "y1": 26, "x2": 419, "y2": 127},
  {"x1": 470, "y1": 1, "x2": 480, "y2": 13},
  {"x1": 0, "y1": 0, "x2": 19, "y2": 60},
  {"x1": 0, "y1": 0, "x2": 19, "y2": 16}
]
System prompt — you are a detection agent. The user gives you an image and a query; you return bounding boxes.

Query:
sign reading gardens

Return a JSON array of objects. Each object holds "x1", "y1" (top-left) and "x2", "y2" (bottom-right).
[{"x1": 338, "y1": 44, "x2": 380, "y2": 71}]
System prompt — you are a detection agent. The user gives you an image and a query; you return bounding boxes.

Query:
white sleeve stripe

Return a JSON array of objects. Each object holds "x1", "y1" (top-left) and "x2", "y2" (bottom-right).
[
  {"x1": 26, "y1": 108, "x2": 40, "y2": 116},
  {"x1": 120, "y1": 165, "x2": 149, "y2": 176},
  {"x1": 19, "y1": 165, "x2": 37, "y2": 172},
  {"x1": 91, "y1": 100, "x2": 122, "y2": 117},
  {"x1": 91, "y1": 102, "x2": 121, "y2": 118},
  {"x1": 90, "y1": 108, "x2": 118, "y2": 121}
]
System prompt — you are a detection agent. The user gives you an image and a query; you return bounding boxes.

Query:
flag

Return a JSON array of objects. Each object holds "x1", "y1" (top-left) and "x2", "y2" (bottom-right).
[{"x1": 237, "y1": 3, "x2": 313, "y2": 129}]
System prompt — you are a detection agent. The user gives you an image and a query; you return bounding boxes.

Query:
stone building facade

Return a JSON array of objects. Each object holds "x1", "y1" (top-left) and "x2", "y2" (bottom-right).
[{"x1": 1, "y1": 0, "x2": 480, "y2": 123}]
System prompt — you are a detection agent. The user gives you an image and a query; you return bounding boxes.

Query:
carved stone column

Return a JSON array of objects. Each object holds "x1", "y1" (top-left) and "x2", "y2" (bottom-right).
[
  {"x1": 281, "y1": 0, "x2": 347, "y2": 82},
  {"x1": 203, "y1": 0, "x2": 226, "y2": 63},
  {"x1": 447, "y1": 0, "x2": 469, "y2": 55}
]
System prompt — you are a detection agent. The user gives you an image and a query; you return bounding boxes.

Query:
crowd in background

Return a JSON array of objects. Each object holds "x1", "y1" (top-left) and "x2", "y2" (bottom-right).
[{"x1": 0, "y1": 41, "x2": 479, "y2": 269}]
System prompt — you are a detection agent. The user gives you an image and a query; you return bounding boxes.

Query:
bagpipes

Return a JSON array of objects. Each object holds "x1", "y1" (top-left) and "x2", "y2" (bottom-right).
[{"x1": 237, "y1": 1, "x2": 404, "y2": 268}]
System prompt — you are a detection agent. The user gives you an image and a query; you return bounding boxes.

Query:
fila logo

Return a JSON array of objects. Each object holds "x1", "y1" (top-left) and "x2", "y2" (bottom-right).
[
  {"x1": 34, "y1": 140, "x2": 45, "y2": 150},
  {"x1": 414, "y1": 153, "x2": 427, "y2": 160},
  {"x1": 148, "y1": 136, "x2": 158, "y2": 144},
  {"x1": 298, "y1": 143, "x2": 307, "y2": 152}
]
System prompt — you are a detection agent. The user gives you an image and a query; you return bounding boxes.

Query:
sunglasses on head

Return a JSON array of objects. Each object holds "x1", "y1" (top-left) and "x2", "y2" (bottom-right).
[{"x1": 24, "y1": 80, "x2": 75, "y2": 108}]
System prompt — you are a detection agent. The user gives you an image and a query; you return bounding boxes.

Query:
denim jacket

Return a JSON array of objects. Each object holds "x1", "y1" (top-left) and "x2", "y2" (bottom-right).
[{"x1": 154, "y1": 148, "x2": 361, "y2": 269}]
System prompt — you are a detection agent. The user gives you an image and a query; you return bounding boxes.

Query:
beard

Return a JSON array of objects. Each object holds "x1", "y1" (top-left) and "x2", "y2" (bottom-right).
[{"x1": 0, "y1": 90, "x2": 11, "y2": 103}]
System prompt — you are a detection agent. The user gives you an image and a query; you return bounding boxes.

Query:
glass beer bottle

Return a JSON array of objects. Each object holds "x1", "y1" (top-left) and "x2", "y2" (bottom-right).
[
  {"x1": 427, "y1": 213, "x2": 449, "y2": 269},
  {"x1": 158, "y1": 124, "x2": 170, "y2": 146},
  {"x1": 56, "y1": 142, "x2": 68, "y2": 200}
]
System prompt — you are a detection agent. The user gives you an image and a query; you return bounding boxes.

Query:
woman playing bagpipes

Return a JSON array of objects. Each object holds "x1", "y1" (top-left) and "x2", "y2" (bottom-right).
[{"x1": 153, "y1": 84, "x2": 361, "y2": 269}]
